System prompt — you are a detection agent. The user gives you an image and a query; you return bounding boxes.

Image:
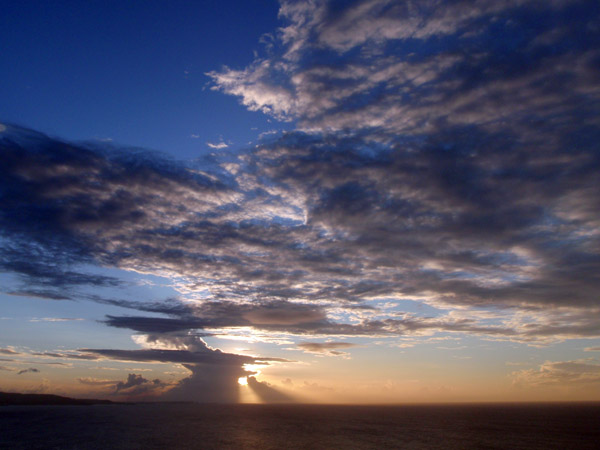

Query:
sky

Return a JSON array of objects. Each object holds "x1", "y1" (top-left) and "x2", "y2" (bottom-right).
[{"x1": 0, "y1": 0, "x2": 599, "y2": 403}]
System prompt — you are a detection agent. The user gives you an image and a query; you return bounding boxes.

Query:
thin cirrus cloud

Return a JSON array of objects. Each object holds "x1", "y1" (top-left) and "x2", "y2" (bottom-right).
[
  {"x1": 0, "y1": 0, "x2": 599, "y2": 399},
  {"x1": 297, "y1": 342, "x2": 359, "y2": 356}
]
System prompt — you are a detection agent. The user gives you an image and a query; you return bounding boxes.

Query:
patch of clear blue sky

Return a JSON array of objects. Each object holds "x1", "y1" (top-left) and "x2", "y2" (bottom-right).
[
  {"x1": 0, "y1": 0, "x2": 286, "y2": 160},
  {"x1": 0, "y1": 268, "x2": 180, "y2": 351}
]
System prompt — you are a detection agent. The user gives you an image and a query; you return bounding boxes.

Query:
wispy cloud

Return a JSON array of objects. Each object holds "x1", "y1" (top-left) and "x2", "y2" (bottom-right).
[
  {"x1": 206, "y1": 141, "x2": 229, "y2": 149},
  {"x1": 297, "y1": 342, "x2": 358, "y2": 356},
  {"x1": 210, "y1": 0, "x2": 599, "y2": 136}
]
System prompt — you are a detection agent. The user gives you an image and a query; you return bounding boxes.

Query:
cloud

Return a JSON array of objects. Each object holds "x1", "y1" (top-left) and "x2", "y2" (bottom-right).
[
  {"x1": 0, "y1": 125, "x2": 233, "y2": 297},
  {"x1": 99, "y1": 299, "x2": 521, "y2": 339},
  {"x1": 114, "y1": 373, "x2": 167, "y2": 396},
  {"x1": 246, "y1": 376, "x2": 294, "y2": 403},
  {"x1": 80, "y1": 338, "x2": 288, "y2": 365},
  {"x1": 243, "y1": 302, "x2": 325, "y2": 325},
  {"x1": 207, "y1": 60, "x2": 296, "y2": 120},
  {"x1": 78, "y1": 347, "x2": 262, "y2": 365},
  {"x1": 115, "y1": 373, "x2": 148, "y2": 391},
  {"x1": 1, "y1": 0, "x2": 599, "y2": 365},
  {"x1": 77, "y1": 374, "x2": 168, "y2": 398},
  {"x1": 77, "y1": 377, "x2": 117, "y2": 386},
  {"x1": 29, "y1": 317, "x2": 84, "y2": 322},
  {"x1": 0, "y1": 348, "x2": 20, "y2": 355},
  {"x1": 512, "y1": 360, "x2": 600, "y2": 387},
  {"x1": 81, "y1": 335, "x2": 289, "y2": 403},
  {"x1": 585, "y1": 347, "x2": 600, "y2": 352},
  {"x1": 100, "y1": 300, "x2": 330, "y2": 334},
  {"x1": 300, "y1": 380, "x2": 334, "y2": 393},
  {"x1": 163, "y1": 362, "x2": 249, "y2": 403},
  {"x1": 6, "y1": 290, "x2": 72, "y2": 301},
  {"x1": 206, "y1": 141, "x2": 229, "y2": 149},
  {"x1": 297, "y1": 341, "x2": 358, "y2": 356},
  {"x1": 210, "y1": 0, "x2": 600, "y2": 135},
  {"x1": 17, "y1": 368, "x2": 40, "y2": 375},
  {"x1": 202, "y1": 0, "x2": 600, "y2": 344},
  {"x1": 30, "y1": 351, "x2": 100, "y2": 361}
]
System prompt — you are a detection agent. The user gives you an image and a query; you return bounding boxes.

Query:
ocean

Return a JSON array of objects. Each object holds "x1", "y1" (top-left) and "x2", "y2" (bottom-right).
[{"x1": 1, "y1": 403, "x2": 598, "y2": 449}]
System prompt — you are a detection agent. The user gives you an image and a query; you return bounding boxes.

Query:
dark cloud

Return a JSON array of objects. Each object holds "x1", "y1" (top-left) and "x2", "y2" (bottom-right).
[
  {"x1": 114, "y1": 373, "x2": 166, "y2": 396},
  {"x1": 78, "y1": 348, "x2": 256, "y2": 365},
  {"x1": 101, "y1": 305, "x2": 521, "y2": 341},
  {"x1": 30, "y1": 351, "x2": 99, "y2": 361},
  {"x1": 0, "y1": 125, "x2": 231, "y2": 293},
  {"x1": 101, "y1": 300, "x2": 329, "y2": 334},
  {"x1": 5, "y1": 290, "x2": 72, "y2": 301},
  {"x1": 115, "y1": 373, "x2": 148, "y2": 392},
  {"x1": 80, "y1": 334, "x2": 288, "y2": 365},
  {"x1": 17, "y1": 368, "x2": 40, "y2": 375}
]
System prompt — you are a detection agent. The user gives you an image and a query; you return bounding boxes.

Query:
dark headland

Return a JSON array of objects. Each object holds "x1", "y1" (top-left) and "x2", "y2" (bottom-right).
[{"x1": 0, "y1": 391, "x2": 113, "y2": 406}]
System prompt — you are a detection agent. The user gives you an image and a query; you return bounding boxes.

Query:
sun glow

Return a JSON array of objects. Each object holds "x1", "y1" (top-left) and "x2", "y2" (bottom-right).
[{"x1": 238, "y1": 377, "x2": 248, "y2": 386}]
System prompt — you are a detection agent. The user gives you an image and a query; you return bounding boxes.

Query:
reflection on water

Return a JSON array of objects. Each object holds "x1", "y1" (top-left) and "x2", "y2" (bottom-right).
[{"x1": 1, "y1": 403, "x2": 599, "y2": 449}]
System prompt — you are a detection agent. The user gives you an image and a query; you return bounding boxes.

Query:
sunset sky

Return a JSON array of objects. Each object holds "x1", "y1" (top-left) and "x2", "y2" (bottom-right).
[{"x1": 1, "y1": 0, "x2": 599, "y2": 403}]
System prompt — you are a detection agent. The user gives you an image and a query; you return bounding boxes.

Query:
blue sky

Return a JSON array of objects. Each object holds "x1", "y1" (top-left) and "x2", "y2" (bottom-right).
[
  {"x1": 0, "y1": 0, "x2": 282, "y2": 159},
  {"x1": 1, "y1": 0, "x2": 600, "y2": 403}
]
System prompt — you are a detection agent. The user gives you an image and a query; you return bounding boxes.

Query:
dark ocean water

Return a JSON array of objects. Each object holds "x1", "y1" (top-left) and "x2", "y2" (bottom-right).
[{"x1": 1, "y1": 403, "x2": 598, "y2": 449}]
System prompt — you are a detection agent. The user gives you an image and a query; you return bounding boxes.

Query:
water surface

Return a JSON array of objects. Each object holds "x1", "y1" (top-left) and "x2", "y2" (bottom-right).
[{"x1": 2, "y1": 403, "x2": 598, "y2": 449}]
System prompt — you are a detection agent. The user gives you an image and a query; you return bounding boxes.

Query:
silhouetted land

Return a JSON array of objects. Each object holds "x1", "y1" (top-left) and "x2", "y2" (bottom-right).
[
  {"x1": 1, "y1": 402, "x2": 599, "y2": 449},
  {"x1": 0, "y1": 392, "x2": 113, "y2": 406}
]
